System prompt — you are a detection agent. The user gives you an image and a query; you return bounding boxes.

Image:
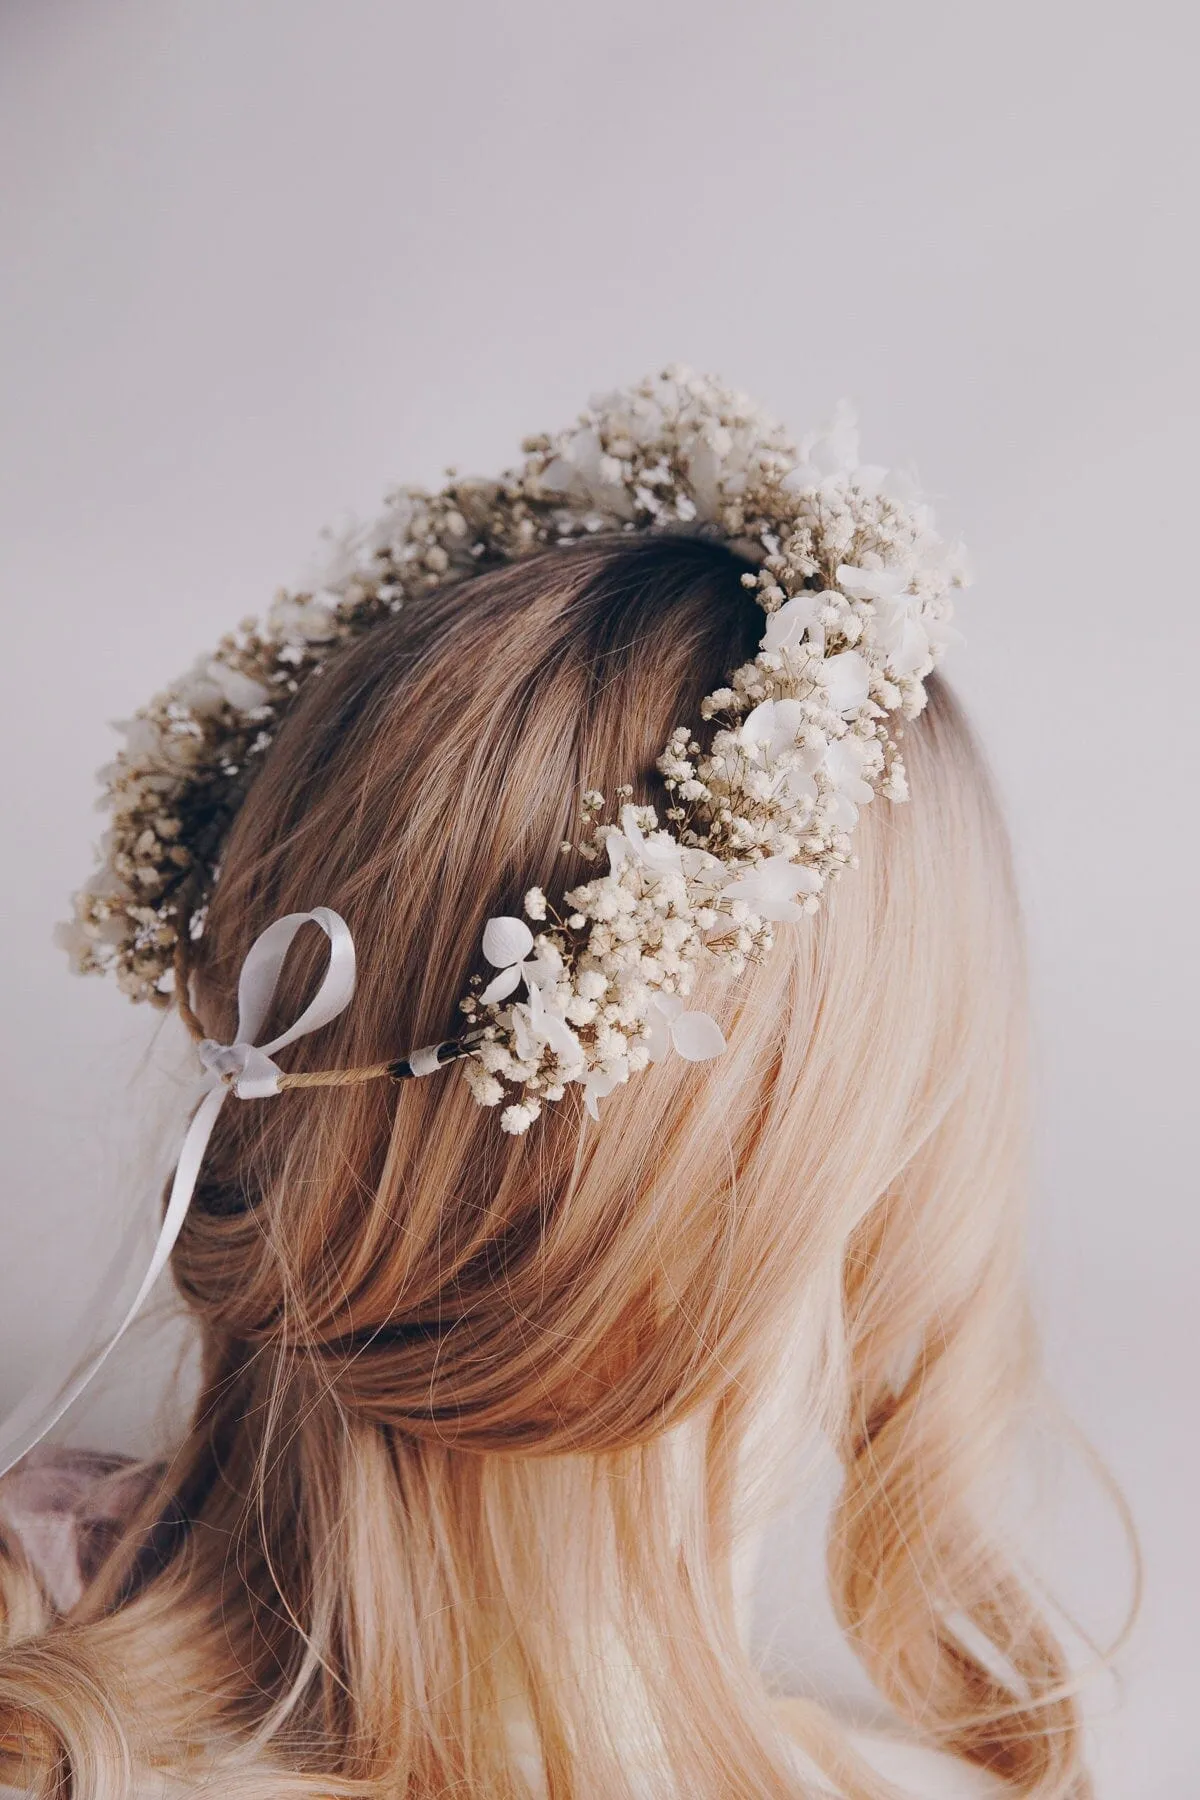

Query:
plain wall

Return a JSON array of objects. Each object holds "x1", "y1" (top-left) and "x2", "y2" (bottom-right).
[{"x1": 0, "y1": 3, "x2": 1195, "y2": 1794}]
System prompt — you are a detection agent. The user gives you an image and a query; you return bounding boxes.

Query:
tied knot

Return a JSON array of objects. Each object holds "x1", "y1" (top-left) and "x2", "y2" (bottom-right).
[
  {"x1": 194, "y1": 904, "x2": 358, "y2": 1102},
  {"x1": 198, "y1": 1039, "x2": 284, "y2": 1099}
]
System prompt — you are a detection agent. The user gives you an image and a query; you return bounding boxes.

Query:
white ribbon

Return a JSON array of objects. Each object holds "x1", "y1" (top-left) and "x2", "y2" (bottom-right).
[{"x1": 0, "y1": 908, "x2": 357, "y2": 1479}]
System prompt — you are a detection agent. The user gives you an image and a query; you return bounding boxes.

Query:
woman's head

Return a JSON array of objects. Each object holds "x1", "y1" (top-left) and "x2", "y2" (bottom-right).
[
  {"x1": 1, "y1": 534, "x2": 1088, "y2": 1798},
  {"x1": 178, "y1": 534, "x2": 1021, "y2": 1458}
]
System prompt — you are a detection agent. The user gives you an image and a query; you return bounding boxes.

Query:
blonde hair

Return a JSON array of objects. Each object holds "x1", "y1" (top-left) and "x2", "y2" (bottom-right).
[{"x1": 1, "y1": 535, "x2": 1092, "y2": 1796}]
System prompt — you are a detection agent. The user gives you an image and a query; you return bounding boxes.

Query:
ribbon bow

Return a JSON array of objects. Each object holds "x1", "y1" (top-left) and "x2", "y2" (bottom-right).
[
  {"x1": 0, "y1": 909, "x2": 356, "y2": 1478},
  {"x1": 196, "y1": 906, "x2": 356, "y2": 1098}
]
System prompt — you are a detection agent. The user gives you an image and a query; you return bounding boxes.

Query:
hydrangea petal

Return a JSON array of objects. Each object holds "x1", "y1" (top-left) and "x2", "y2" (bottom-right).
[
  {"x1": 671, "y1": 1012, "x2": 727, "y2": 1061},
  {"x1": 482, "y1": 916, "x2": 535, "y2": 968},
  {"x1": 825, "y1": 737, "x2": 875, "y2": 805},
  {"x1": 819, "y1": 651, "x2": 870, "y2": 715},
  {"x1": 644, "y1": 1010, "x2": 671, "y2": 1064},
  {"x1": 762, "y1": 592, "x2": 820, "y2": 654},
  {"x1": 479, "y1": 963, "x2": 522, "y2": 1004},
  {"x1": 836, "y1": 563, "x2": 909, "y2": 603},
  {"x1": 887, "y1": 616, "x2": 931, "y2": 678},
  {"x1": 742, "y1": 698, "x2": 778, "y2": 746}
]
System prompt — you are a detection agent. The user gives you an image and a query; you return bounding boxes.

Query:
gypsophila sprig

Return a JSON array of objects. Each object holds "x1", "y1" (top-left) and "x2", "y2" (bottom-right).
[{"x1": 62, "y1": 368, "x2": 967, "y2": 1129}]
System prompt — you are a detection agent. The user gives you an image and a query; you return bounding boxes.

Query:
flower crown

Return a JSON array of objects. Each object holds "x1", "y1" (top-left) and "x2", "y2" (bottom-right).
[{"x1": 62, "y1": 367, "x2": 967, "y2": 1134}]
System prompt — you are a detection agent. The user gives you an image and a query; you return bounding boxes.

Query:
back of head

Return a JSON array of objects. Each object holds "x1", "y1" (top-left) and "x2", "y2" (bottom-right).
[
  {"x1": 0, "y1": 538, "x2": 1087, "y2": 1796},
  {"x1": 180, "y1": 533, "x2": 1022, "y2": 1462}
]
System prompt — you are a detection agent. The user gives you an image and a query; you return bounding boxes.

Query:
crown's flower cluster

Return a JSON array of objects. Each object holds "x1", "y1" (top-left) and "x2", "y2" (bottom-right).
[{"x1": 61, "y1": 369, "x2": 967, "y2": 1131}]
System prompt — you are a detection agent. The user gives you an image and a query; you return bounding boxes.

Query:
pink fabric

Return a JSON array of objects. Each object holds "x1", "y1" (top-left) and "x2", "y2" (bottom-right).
[{"x1": 0, "y1": 1447, "x2": 155, "y2": 1613}]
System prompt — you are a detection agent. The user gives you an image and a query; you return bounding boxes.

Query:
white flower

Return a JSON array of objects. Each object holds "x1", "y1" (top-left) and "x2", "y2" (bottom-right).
[
  {"x1": 501, "y1": 1099, "x2": 542, "y2": 1135},
  {"x1": 761, "y1": 591, "x2": 825, "y2": 656},
  {"x1": 782, "y1": 400, "x2": 862, "y2": 491},
  {"x1": 741, "y1": 696, "x2": 805, "y2": 760},
  {"x1": 878, "y1": 599, "x2": 960, "y2": 678},
  {"x1": 524, "y1": 886, "x2": 548, "y2": 921},
  {"x1": 181, "y1": 660, "x2": 271, "y2": 718},
  {"x1": 823, "y1": 735, "x2": 875, "y2": 829},
  {"x1": 818, "y1": 650, "x2": 871, "y2": 716},
  {"x1": 644, "y1": 994, "x2": 727, "y2": 1065},
  {"x1": 53, "y1": 915, "x2": 93, "y2": 964},
  {"x1": 837, "y1": 563, "x2": 932, "y2": 678},
  {"x1": 479, "y1": 916, "x2": 555, "y2": 1003},
  {"x1": 583, "y1": 1054, "x2": 629, "y2": 1121},
  {"x1": 838, "y1": 562, "x2": 960, "y2": 679},
  {"x1": 464, "y1": 1062, "x2": 504, "y2": 1106},
  {"x1": 604, "y1": 804, "x2": 683, "y2": 878},
  {"x1": 679, "y1": 845, "x2": 725, "y2": 883},
  {"x1": 543, "y1": 427, "x2": 635, "y2": 520},
  {"x1": 836, "y1": 562, "x2": 910, "y2": 606},
  {"x1": 741, "y1": 699, "x2": 825, "y2": 807},
  {"x1": 511, "y1": 979, "x2": 584, "y2": 1068},
  {"x1": 881, "y1": 760, "x2": 909, "y2": 802},
  {"x1": 267, "y1": 592, "x2": 340, "y2": 644},
  {"x1": 720, "y1": 854, "x2": 822, "y2": 922}
]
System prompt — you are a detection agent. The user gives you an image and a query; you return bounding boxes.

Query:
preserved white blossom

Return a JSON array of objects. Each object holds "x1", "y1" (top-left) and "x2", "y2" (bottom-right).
[
  {"x1": 500, "y1": 1099, "x2": 542, "y2": 1136},
  {"x1": 63, "y1": 367, "x2": 966, "y2": 1126}
]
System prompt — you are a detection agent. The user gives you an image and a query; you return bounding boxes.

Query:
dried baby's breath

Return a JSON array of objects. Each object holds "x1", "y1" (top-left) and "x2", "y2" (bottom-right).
[{"x1": 62, "y1": 368, "x2": 966, "y2": 1131}]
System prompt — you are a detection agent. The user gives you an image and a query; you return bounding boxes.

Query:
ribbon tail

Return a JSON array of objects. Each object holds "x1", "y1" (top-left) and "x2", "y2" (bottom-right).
[{"x1": 0, "y1": 1085, "x2": 227, "y2": 1480}]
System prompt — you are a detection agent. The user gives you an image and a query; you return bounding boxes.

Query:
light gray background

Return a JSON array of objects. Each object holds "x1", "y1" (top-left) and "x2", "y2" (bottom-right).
[{"x1": 0, "y1": 3, "x2": 1195, "y2": 1794}]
